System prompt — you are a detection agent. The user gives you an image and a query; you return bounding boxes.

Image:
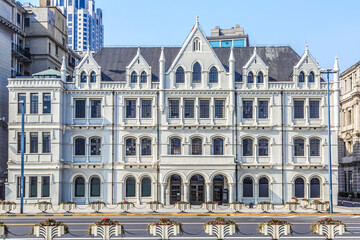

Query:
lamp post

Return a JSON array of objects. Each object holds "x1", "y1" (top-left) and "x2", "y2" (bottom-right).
[
  {"x1": 20, "y1": 101, "x2": 25, "y2": 214},
  {"x1": 320, "y1": 68, "x2": 337, "y2": 214}
]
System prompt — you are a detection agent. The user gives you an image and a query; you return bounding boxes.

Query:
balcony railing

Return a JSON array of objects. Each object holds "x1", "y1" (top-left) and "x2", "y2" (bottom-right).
[
  {"x1": 11, "y1": 42, "x2": 31, "y2": 62},
  {"x1": 11, "y1": 68, "x2": 21, "y2": 78}
]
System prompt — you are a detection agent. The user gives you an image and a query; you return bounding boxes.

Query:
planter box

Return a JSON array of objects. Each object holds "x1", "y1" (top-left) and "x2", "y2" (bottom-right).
[
  {"x1": 0, "y1": 203, "x2": 16, "y2": 213},
  {"x1": 204, "y1": 224, "x2": 236, "y2": 239},
  {"x1": 35, "y1": 203, "x2": 52, "y2": 213},
  {"x1": 148, "y1": 225, "x2": 180, "y2": 240},
  {"x1": 257, "y1": 203, "x2": 273, "y2": 212},
  {"x1": 0, "y1": 226, "x2": 5, "y2": 237},
  {"x1": 60, "y1": 203, "x2": 76, "y2": 213},
  {"x1": 312, "y1": 224, "x2": 345, "y2": 239},
  {"x1": 33, "y1": 226, "x2": 65, "y2": 240},
  {"x1": 118, "y1": 203, "x2": 134, "y2": 213},
  {"x1": 311, "y1": 203, "x2": 326, "y2": 212},
  {"x1": 148, "y1": 203, "x2": 163, "y2": 212},
  {"x1": 285, "y1": 203, "x2": 299, "y2": 212},
  {"x1": 90, "y1": 225, "x2": 123, "y2": 240},
  {"x1": 202, "y1": 203, "x2": 217, "y2": 212},
  {"x1": 229, "y1": 203, "x2": 245, "y2": 212},
  {"x1": 174, "y1": 203, "x2": 190, "y2": 213},
  {"x1": 259, "y1": 224, "x2": 291, "y2": 239},
  {"x1": 301, "y1": 200, "x2": 309, "y2": 208},
  {"x1": 89, "y1": 203, "x2": 105, "y2": 213}
]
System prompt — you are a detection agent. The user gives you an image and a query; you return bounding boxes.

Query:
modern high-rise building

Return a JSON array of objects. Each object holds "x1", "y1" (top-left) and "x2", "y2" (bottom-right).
[{"x1": 45, "y1": 0, "x2": 104, "y2": 52}]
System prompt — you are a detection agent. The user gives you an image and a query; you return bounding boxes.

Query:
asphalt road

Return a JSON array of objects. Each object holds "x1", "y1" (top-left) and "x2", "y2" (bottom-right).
[{"x1": 2, "y1": 215, "x2": 360, "y2": 239}]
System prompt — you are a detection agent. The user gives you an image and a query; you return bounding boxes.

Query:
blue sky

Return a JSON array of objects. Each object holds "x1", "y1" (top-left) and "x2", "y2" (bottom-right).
[{"x1": 21, "y1": 0, "x2": 360, "y2": 71}]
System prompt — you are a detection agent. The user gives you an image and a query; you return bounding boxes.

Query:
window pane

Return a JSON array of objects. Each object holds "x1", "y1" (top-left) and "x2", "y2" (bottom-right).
[
  {"x1": 310, "y1": 178, "x2": 320, "y2": 198},
  {"x1": 81, "y1": 72, "x2": 87, "y2": 83},
  {"x1": 243, "y1": 138, "x2": 253, "y2": 156},
  {"x1": 213, "y1": 138, "x2": 223, "y2": 155},
  {"x1": 126, "y1": 100, "x2": 136, "y2": 118},
  {"x1": 140, "y1": 72, "x2": 147, "y2": 83},
  {"x1": 169, "y1": 100, "x2": 179, "y2": 118},
  {"x1": 171, "y1": 138, "x2": 181, "y2": 155},
  {"x1": 30, "y1": 93, "x2": 38, "y2": 114},
  {"x1": 184, "y1": 100, "x2": 194, "y2": 118},
  {"x1": 309, "y1": 100, "x2": 319, "y2": 118},
  {"x1": 90, "y1": 72, "x2": 96, "y2": 83},
  {"x1": 17, "y1": 177, "x2": 25, "y2": 198},
  {"x1": 295, "y1": 178, "x2": 304, "y2": 198},
  {"x1": 42, "y1": 176, "x2": 50, "y2": 197},
  {"x1": 209, "y1": 67, "x2": 218, "y2": 83},
  {"x1": 30, "y1": 133, "x2": 38, "y2": 153},
  {"x1": 192, "y1": 138, "x2": 202, "y2": 155},
  {"x1": 176, "y1": 67, "x2": 184, "y2": 83},
  {"x1": 192, "y1": 63, "x2": 201, "y2": 83},
  {"x1": 90, "y1": 138, "x2": 101, "y2": 155},
  {"x1": 90, "y1": 178, "x2": 100, "y2": 197},
  {"x1": 310, "y1": 138, "x2": 320, "y2": 156},
  {"x1": 18, "y1": 93, "x2": 26, "y2": 114},
  {"x1": 259, "y1": 178, "x2": 269, "y2": 198},
  {"x1": 247, "y1": 72, "x2": 253, "y2": 83},
  {"x1": 29, "y1": 176, "x2": 37, "y2": 197},
  {"x1": 141, "y1": 138, "x2": 151, "y2": 156},
  {"x1": 257, "y1": 72, "x2": 264, "y2": 83},
  {"x1": 199, "y1": 100, "x2": 209, "y2": 118},
  {"x1": 258, "y1": 100, "x2": 268, "y2": 119},
  {"x1": 309, "y1": 72, "x2": 315, "y2": 82},
  {"x1": 258, "y1": 139, "x2": 268, "y2": 156},
  {"x1": 131, "y1": 72, "x2": 137, "y2": 83},
  {"x1": 75, "y1": 177, "x2": 85, "y2": 197},
  {"x1": 43, "y1": 93, "x2": 51, "y2": 114},
  {"x1": 75, "y1": 99, "x2": 86, "y2": 118},
  {"x1": 75, "y1": 138, "x2": 85, "y2": 155},
  {"x1": 294, "y1": 100, "x2": 304, "y2": 118},
  {"x1": 42, "y1": 132, "x2": 51, "y2": 153},
  {"x1": 294, "y1": 138, "x2": 305, "y2": 156},
  {"x1": 243, "y1": 177, "x2": 253, "y2": 197},
  {"x1": 214, "y1": 100, "x2": 224, "y2": 118},
  {"x1": 141, "y1": 100, "x2": 152, "y2": 118},
  {"x1": 126, "y1": 177, "x2": 135, "y2": 197},
  {"x1": 18, "y1": 132, "x2": 26, "y2": 153},
  {"x1": 243, "y1": 100, "x2": 253, "y2": 118},
  {"x1": 299, "y1": 72, "x2": 305, "y2": 82},
  {"x1": 126, "y1": 138, "x2": 136, "y2": 156},
  {"x1": 141, "y1": 178, "x2": 151, "y2": 197},
  {"x1": 91, "y1": 100, "x2": 101, "y2": 118}
]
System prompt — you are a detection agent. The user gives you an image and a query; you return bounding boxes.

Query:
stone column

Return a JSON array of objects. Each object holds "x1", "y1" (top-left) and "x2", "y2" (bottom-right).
[
  {"x1": 206, "y1": 182, "x2": 212, "y2": 201},
  {"x1": 161, "y1": 183, "x2": 166, "y2": 204},
  {"x1": 136, "y1": 182, "x2": 140, "y2": 204},
  {"x1": 184, "y1": 182, "x2": 190, "y2": 202},
  {"x1": 228, "y1": 183, "x2": 235, "y2": 203}
]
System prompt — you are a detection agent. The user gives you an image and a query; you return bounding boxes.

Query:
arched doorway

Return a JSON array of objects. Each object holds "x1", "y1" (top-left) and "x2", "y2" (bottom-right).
[
  {"x1": 190, "y1": 174, "x2": 205, "y2": 205},
  {"x1": 213, "y1": 175, "x2": 225, "y2": 204},
  {"x1": 170, "y1": 175, "x2": 182, "y2": 204}
]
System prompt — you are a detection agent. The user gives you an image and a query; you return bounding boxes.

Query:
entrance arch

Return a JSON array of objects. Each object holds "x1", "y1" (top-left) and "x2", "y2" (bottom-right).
[
  {"x1": 190, "y1": 174, "x2": 205, "y2": 205},
  {"x1": 213, "y1": 175, "x2": 225, "y2": 204},
  {"x1": 170, "y1": 174, "x2": 182, "y2": 204}
]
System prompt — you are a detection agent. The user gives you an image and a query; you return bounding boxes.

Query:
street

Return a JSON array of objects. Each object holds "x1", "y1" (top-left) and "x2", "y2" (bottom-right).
[{"x1": 2, "y1": 215, "x2": 360, "y2": 239}]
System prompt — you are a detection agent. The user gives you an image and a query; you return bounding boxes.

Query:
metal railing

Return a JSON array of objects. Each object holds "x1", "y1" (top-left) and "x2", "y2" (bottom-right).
[{"x1": 11, "y1": 42, "x2": 31, "y2": 60}]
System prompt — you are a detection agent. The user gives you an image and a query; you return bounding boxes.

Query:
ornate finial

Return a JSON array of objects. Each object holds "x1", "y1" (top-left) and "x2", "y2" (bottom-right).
[
  {"x1": 196, "y1": 16, "x2": 199, "y2": 24},
  {"x1": 333, "y1": 56, "x2": 339, "y2": 72},
  {"x1": 229, "y1": 46, "x2": 235, "y2": 61},
  {"x1": 160, "y1": 46, "x2": 165, "y2": 61},
  {"x1": 254, "y1": 43, "x2": 257, "y2": 53},
  {"x1": 305, "y1": 43, "x2": 308, "y2": 53},
  {"x1": 137, "y1": 44, "x2": 141, "y2": 53}
]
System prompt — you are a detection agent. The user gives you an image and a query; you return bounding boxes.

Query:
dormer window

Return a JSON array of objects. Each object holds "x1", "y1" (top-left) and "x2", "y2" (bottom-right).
[
  {"x1": 140, "y1": 71, "x2": 147, "y2": 83},
  {"x1": 247, "y1": 72, "x2": 254, "y2": 83},
  {"x1": 90, "y1": 71, "x2": 96, "y2": 83},
  {"x1": 192, "y1": 62, "x2": 201, "y2": 83},
  {"x1": 308, "y1": 71, "x2": 315, "y2": 82},
  {"x1": 257, "y1": 72, "x2": 263, "y2": 83},
  {"x1": 298, "y1": 71, "x2": 305, "y2": 82},
  {"x1": 131, "y1": 71, "x2": 137, "y2": 83},
  {"x1": 193, "y1": 38, "x2": 201, "y2": 52},
  {"x1": 80, "y1": 72, "x2": 87, "y2": 83},
  {"x1": 209, "y1": 67, "x2": 218, "y2": 83}
]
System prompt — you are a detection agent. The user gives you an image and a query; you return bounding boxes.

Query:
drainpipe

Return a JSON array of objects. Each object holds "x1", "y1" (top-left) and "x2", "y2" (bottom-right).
[
  {"x1": 281, "y1": 90, "x2": 284, "y2": 204},
  {"x1": 156, "y1": 90, "x2": 160, "y2": 202},
  {"x1": 235, "y1": 89, "x2": 238, "y2": 201},
  {"x1": 111, "y1": 90, "x2": 115, "y2": 204}
]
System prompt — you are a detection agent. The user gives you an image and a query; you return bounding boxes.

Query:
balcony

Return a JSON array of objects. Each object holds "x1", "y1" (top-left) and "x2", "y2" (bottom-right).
[
  {"x1": 11, "y1": 68, "x2": 21, "y2": 78},
  {"x1": 11, "y1": 42, "x2": 31, "y2": 62}
]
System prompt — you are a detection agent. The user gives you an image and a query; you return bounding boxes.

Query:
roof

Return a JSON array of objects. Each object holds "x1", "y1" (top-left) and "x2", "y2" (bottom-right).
[
  {"x1": 94, "y1": 46, "x2": 300, "y2": 82},
  {"x1": 340, "y1": 61, "x2": 360, "y2": 77},
  {"x1": 33, "y1": 69, "x2": 61, "y2": 77}
]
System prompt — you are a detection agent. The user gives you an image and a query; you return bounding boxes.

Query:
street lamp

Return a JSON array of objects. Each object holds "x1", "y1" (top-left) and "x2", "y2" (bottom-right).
[
  {"x1": 19, "y1": 101, "x2": 25, "y2": 214},
  {"x1": 320, "y1": 68, "x2": 337, "y2": 214}
]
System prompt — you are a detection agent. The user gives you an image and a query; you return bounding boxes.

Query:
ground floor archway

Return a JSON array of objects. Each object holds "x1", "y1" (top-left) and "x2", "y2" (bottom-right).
[
  {"x1": 190, "y1": 174, "x2": 205, "y2": 205},
  {"x1": 170, "y1": 174, "x2": 182, "y2": 204}
]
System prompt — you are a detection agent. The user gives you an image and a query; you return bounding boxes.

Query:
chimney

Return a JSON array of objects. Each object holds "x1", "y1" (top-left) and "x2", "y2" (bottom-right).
[{"x1": 40, "y1": 0, "x2": 51, "y2": 7}]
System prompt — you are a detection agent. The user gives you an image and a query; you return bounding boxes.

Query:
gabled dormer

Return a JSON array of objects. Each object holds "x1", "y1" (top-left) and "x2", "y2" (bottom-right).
[
  {"x1": 75, "y1": 47, "x2": 102, "y2": 89},
  {"x1": 242, "y1": 46, "x2": 269, "y2": 86},
  {"x1": 126, "y1": 46, "x2": 152, "y2": 88},
  {"x1": 293, "y1": 44, "x2": 321, "y2": 87}
]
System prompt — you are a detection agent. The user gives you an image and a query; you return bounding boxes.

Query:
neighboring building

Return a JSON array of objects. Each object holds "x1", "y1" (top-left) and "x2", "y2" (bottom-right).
[
  {"x1": 6, "y1": 19, "x2": 340, "y2": 205},
  {"x1": 45, "y1": 0, "x2": 104, "y2": 52},
  {"x1": 0, "y1": 0, "x2": 29, "y2": 199},
  {"x1": 339, "y1": 61, "x2": 360, "y2": 196},
  {"x1": 207, "y1": 24, "x2": 249, "y2": 48}
]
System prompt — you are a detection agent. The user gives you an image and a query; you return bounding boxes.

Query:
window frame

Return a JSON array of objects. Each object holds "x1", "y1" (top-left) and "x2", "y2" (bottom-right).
[
  {"x1": 298, "y1": 71, "x2": 305, "y2": 82},
  {"x1": 141, "y1": 177, "x2": 151, "y2": 197},
  {"x1": 243, "y1": 138, "x2": 253, "y2": 156},
  {"x1": 125, "y1": 100, "x2": 137, "y2": 119},
  {"x1": 43, "y1": 93, "x2": 51, "y2": 114},
  {"x1": 309, "y1": 138, "x2": 320, "y2": 156},
  {"x1": 30, "y1": 132, "x2": 38, "y2": 153},
  {"x1": 90, "y1": 137, "x2": 101, "y2": 156},
  {"x1": 243, "y1": 177, "x2": 253, "y2": 198},
  {"x1": 199, "y1": 100, "x2": 210, "y2": 119},
  {"x1": 184, "y1": 100, "x2": 194, "y2": 118},
  {"x1": 74, "y1": 137, "x2": 86, "y2": 156},
  {"x1": 258, "y1": 100, "x2": 268, "y2": 119},
  {"x1": 257, "y1": 72, "x2": 264, "y2": 83},
  {"x1": 191, "y1": 138, "x2": 203, "y2": 155},
  {"x1": 125, "y1": 138, "x2": 136, "y2": 156},
  {"x1": 176, "y1": 67, "x2": 185, "y2": 83},
  {"x1": 126, "y1": 177, "x2": 136, "y2": 197},
  {"x1": 18, "y1": 93, "x2": 26, "y2": 114},
  {"x1": 90, "y1": 99, "x2": 101, "y2": 118},
  {"x1": 247, "y1": 72, "x2": 254, "y2": 83},
  {"x1": 80, "y1": 72, "x2": 87, "y2": 83},
  {"x1": 141, "y1": 100, "x2": 152, "y2": 118},
  {"x1": 243, "y1": 100, "x2": 253, "y2": 119},
  {"x1": 140, "y1": 71, "x2": 147, "y2": 83},
  {"x1": 131, "y1": 71, "x2": 137, "y2": 83},
  {"x1": 74, "y1": 176, "x2": 85, "y2": 197},
  {"x1": 209, "y1": 67, "x2": 218, "y2": 83},
  {"x1": 170, "y1": 138, "x2": 181, "y2": 155},
  {"x1": 258, "y1": 138, "x2": 269, "y2": 156},
  {"x1": 214, "y1": 100, "x2": 225, "y2": 119},
  {"x1": 30, "y1": 93, "x2": 39, "y2": 114},
  {"x1": 75, "y1": 99, "x2": 86, "y2": 119},
  {"x1": 294, "y1": 100, "x2": 305, "y2": 119},
  {"x1": 90, "y1": 177, "x2": 101, "y2": 197},
  {"x1": 90, "y1": 71, "x2": 96, "y2": 83},
  {"x1": 213, "y1": 138, "x2": 224, "y2": 155},
  {"x1": 309, "y1": 100, "x2": 320, "y2": 119},
  {"x1": 294, "y1": 138, "x2": 305, "y2": 156},
  {"x1": 42, "y1": 132, "x2": 51, "y2": 153},
  {"x1": 259, "y1": 177, "x2": 269, "y2": 198},
  {"x1": 192, "y1": 62, "x2": 202, "y2": 83},
  {"x1": 169, "y1": 99, "x2": 180, "y2": 119},
  {"x1": 141, "y1": 138, "x2": 152, "y2": 156}
]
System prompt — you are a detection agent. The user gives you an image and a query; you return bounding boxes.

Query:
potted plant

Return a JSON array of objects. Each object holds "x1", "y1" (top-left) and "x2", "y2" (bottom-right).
[
  {"x1": 284, "y1": 201, "x2": 299, "y2": 213},
  {"x1": 0, "y1": 201, "x2": 16, "y2": 213},
  {"x1": 30, "y1": 219, "x2": 68, "y2": 240},
  {"x1": 147, "y1": 201, "x2": 163, "y2": 213},
  {"x1": 311, "y1": 218, "x2": 346, "y2": 239},
  {"x1": 201, "y1": 201, "x2": 218, "y2": 212},
  {"x1": 88, "y1": 218, "x2": 124, "y2": 240},
  {"x1": 146, "y1": 218, "x2": 183, "y2": 240},
  {"x1": 229, "y1": 201, "x2": 246, "y2": 212},
  {"x1": 257, "y1": 201, "x2": 274, "y2": 213},
  {"x1": 117, "y1": 200, "x2": 134, "y2": 213},
  {"x1": 0, "y1": 222, "x2": 9, "y2": 238},
  {"x1": 258, "y1": 218, "x2": 293, "y2": 239},
  {"x1": 89, "y1": 201, "x2": 106, "y2": 213},
  {"x1": 174, "y1": 201, "x2": 190, "y2": 213},
  {"x1": 301, "y1": 198, "x2": 309, "y2": 208},
  {"x1": 204, "y1": 217, "x2": 239, "y2": 239},
  {"x1": 311, "y1": 200, "x2": 326, "y2": 212},
  {"x1": 60, "y1": 201, "x2": 77, "y2": 213},
  {"x1": 35, "y1": 201, "x2": 52, "y2": 213},
  {"x1": 290, "y1": 197, "x2": 298, "y2": 203}
]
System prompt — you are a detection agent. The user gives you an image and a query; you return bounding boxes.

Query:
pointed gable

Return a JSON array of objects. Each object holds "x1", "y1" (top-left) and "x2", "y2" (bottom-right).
[
  {"x1": 294, "y1": 44, "x2": 321, "y2": 78},
  {"x1": 243, "y1": 46, "x2": 269, "y2": 77}
]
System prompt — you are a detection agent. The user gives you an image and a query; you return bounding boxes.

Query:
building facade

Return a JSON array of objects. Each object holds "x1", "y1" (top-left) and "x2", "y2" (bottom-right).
[
  {"x1": 339, "y1": 61, "x2": 360, "y2": 196},
  {"x1": 6, "y1": 19, "x2": 340, "y2": 205}
]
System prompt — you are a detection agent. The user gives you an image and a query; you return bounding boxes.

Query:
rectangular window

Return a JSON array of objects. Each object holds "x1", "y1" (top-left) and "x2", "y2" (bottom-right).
[
  {"x1": 344, "y1": 171, "x2": 347, "y2": 191},
  {"x1": 294, "y1": 100, "x2": 304, "y2": 118},
  {"x1": 141, "y1": 100, "x2": 152, "y2": 118},
  {"x1": 30, "y1": 133, "x2": 38, "y2": 153},
  {"x1": 17, "y1": 177, "x2": 25, "y2": 198},
  {"x1": 43, "y1": 93, "x2": 51, "y2": 114},
  {"x1": 30, "y1": 93, "x2": 38, "y2": 114},
  {"x1": 126, "y1": 100, "x2": 136, "y2": 118},
  {"x1": 221, "y1": 40, "x2": 233, "y2": 47},
  {"x1": 48, "y1": 43, "x2": 51, "y2": 54},
  {"x1": 18, "y1": 132, "x2": 26, "y2": 153},
  {"x1": 29, "y1": 176, "x2": 37, "y2": 197},
  {"x1": 17, "y1": 13, "x2": 20, "y2": 24},
  {"x1": 349, "y1": 171, "x2": 353, "y2": 192},
  {"x1": 209, "y1": 41, "x2": 220, "y2": 47},
  {"x1": 309, "y1": 100, "x2": 320, "y2": 118},
  {"x1": 214, "y1": 100, "x2": 225, "y2": 118},
  {"x1": 18, "y1": 93, "x2": 26, "y2": 114},
  {"x1": 243, "y1": 100, "x2": 253, "y2": 118},
  {"x1": 75, "y1": 99, "x2": 86, "y2": 118},
  {"x1": 184, "y1": 100, "x2": 194, "y2": 118},
  {"x1": 55, "y1": 45, "x2": 58, "y2": 55},
  {"x1": 90, "y1": 100, "x2": 101, "y2": 118},
  {"x1": 199, "y1": 100, "x2": 210, "y2": 118},
  {"x1": 42, "y1": 133, "x2": 51, "y2": 153},
  {"x1": 169, "y1": 100, "x2": 180, "y2": 118},
  {"x1": 234, "y1": 39, "x2": 245, "y2": 47},
  {"x1": 25, "y1": 18, "x2": 30, "y2": 27},
  {"x1": 68, "y1": 13, "x2": 73, "y2": 21},
  {"x1": 258, "y1": 100, "x2": 268, "y2": 119}
]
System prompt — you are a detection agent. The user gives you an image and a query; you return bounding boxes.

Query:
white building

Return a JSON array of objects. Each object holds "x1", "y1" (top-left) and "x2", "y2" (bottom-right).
[{"x1": 6, "y1": 18, "x2": 340, "y2": 205}]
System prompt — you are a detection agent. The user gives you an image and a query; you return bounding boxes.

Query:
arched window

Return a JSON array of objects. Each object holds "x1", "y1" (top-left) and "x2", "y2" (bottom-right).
[
  {"x1": 125, "y1": 138, "x2": 136, "y2": 156},
  {"x1": 74, "y1": 176, "x2": 85, "y2": 197},
  {"x1": 257, "y1": 72, "x2": 263, "y2": 83},
  {"x1": 191, "y1": 138, "x2": 202, "y2": 155},
  {"x1": 90, "y1": 71, "x2": 96, "y2": 83},
  {"x1": 243, "y1": 177, "x2": 253, "y2": 197},
  {"x1": 310, "y1": 177, "x2": 320, "y2": 198},
  {"x1": 259, "y1": 177, "x2": 269, "y2": 198},
  {"x1": 295, "y1": 178, "x2": 305, "y2": 198},
  {"x1": 298, "y1": 71, "x2": 305, "y2": 82},
  {"x1": 126, "y1": 177, "x2": 136, "y2": 197},
  {"x1": 258, "y1": 138, "x2": 269, "y2": 156},
  {"x1": 193, "y1": 38, "x2": 201, "y2": 51},
  {"x1": 141, "y1": 138, "x2": 152, "y2": 156},
  {"x1": 243, "y1": 138, "x2": 253, "y2": 156},
  {"x1": 74, "y1": 137, "x2": 86, "y2": 156},
  {"x1": 247, "y1": 72, "x2": 254, "y2": 83},
  {"x1": 131, "y1": 71, "x2": 137, "y2": 83},
  {"x1": 140, "y1": 71, "x2": 147, "y2": 83},
  {"x1": 213, "y1": 138, "x2": 224, "y2": 155},
  {"x1": 310, "y1": 138, "x2": 320, "y2": 156},
  {"x1": 90, "y1": 177, "x2": 100, "y2": 197},
  {"x1": 170, "y1": 138, "x2": 181, "y2": 155},
  {"x1": 209, "y1": 67, "x2": 218, "y2": 83},
  {"x1": 294, "y1": 138, "x2": 305, "y2": 156},
  {"x1": 308, "y1": 71, "x2": 315, "y2": 82},
  {"x1": 141, "y1": 177, "x2": 151, "y2": 197},
  {"x1": 192, "y1": 62, "x2": 201, "y2": 83},
  {"x1": 80, "y1": 72, "x2": 87, "y2": 83},
  {"x1": 176, "y1": 67, "x2": 184, "y2": 83},
  {"x1": 90, "y1": 137, "x2": 101, "y2": 155}
]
